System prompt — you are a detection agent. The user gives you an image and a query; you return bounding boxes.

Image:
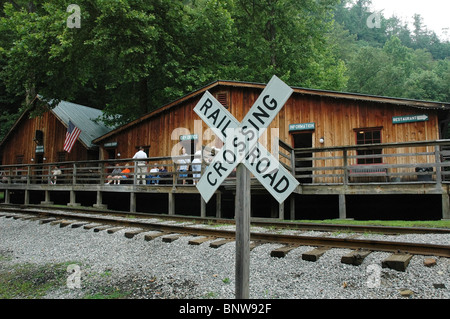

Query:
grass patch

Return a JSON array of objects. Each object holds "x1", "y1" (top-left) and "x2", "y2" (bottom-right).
[
  {"x1": 292, "y1": 219, "x2": 450, "y2": 229},
  {"x1": 0, "y1": 262, "x2": 73, "y2": 299}
]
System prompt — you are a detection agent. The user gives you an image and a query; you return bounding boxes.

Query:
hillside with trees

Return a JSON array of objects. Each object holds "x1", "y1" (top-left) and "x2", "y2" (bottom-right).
[
  {"x1": 0, "y1": 0, "x2": 448, "y2": 141},
  {"x1": 332, "y1": 0, "x2": 450, "y2": 102}
]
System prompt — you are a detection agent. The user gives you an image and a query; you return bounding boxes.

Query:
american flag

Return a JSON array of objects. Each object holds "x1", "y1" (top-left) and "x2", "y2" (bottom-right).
[{"x1": 63, "y1": 120, "x2": 81, "y2": 153}]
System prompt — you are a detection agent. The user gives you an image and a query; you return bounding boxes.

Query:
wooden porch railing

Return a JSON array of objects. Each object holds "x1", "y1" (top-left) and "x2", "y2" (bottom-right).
[
  {"x1": 0, "y1": 153, "x2": 203, "y2": 187},
  {"x1": 293, "y1": 139, "x2": 450, "y2": 185},
  {"x1": 2, "y1": 140, "x2": 450, "y2": 189}
]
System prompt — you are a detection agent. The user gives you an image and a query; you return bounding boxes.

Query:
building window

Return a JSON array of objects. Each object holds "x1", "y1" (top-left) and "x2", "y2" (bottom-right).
[{"x1": 355, "y1": 127, "x2": 382, "y2": 164}]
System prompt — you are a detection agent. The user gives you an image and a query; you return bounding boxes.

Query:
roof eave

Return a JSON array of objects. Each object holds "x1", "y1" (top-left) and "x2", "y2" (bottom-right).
[{"x1": 93, "y1": 80, "x2": 450, "y2": 143}]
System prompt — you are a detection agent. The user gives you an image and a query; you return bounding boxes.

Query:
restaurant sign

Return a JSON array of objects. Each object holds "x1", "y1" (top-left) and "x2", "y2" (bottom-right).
[{"x1": 393, "y1": 114, "x2": 428, "y2": 124}]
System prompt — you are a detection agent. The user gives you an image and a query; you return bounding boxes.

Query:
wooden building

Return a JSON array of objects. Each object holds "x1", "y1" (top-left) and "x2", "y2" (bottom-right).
[
  {"x1": 0, "y1": 97, "x2": 113, "y2": 165},
  {"x1": 91, "y1": 80, "x2": 450, "y2": 220},
  {"x1": 94, "y1": 80, "x2": 450, "y2": 167},
  {"x1": 2, "y1": 81, "x2": 450, "y2": 220}
]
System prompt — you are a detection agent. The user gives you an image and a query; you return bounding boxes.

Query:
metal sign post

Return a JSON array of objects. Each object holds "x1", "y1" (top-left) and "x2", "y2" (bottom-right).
[{"x1": 193, "y1": 75, "x2": 298, "y2": 299}]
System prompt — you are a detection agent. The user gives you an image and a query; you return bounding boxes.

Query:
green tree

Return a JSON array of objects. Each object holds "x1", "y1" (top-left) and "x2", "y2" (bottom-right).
[{"x1": 231, "y1": 0, "x2": 347, "y2": 90}]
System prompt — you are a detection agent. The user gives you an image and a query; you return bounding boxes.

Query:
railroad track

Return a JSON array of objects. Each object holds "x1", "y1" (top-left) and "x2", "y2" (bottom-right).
[{"x1": 1, "y1": 206, "x2": 449, "y2": 272}]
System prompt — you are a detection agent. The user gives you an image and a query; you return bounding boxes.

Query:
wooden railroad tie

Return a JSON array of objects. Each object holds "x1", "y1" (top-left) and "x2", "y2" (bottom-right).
[
  {"x1": 39, "y1": 217, "x2": 57, "y2": 224},
  {"x1": 93, "y1": 225, "x2": 113, "y2": 232},
  {"x1": 210, "y1": 238, "x2": 234, "y2": 249},
  {"x1": 106, "y1": 227, "x2": 124, "y2": 234},
  {"x1": 71, "y1": 222, "x2": 90, "y2": 229},
  {"x1": 83, "y1": 223, "x2": 102, "y2": 230},
  {"x1": 270, "y1": 245, "x2": 299, "y2": 258},
  {"x1": 144, "y1": 232, "x2": 167, "y2": 241},
  {"x1": 341, "y1": 249, "x2": 372, "y2": 266},
  {"x1": 382, "y1": 252, "x2": 413, "y2": 272},
  {"x1": 162, "y1": 233, "x2": 186, "y2": 243},
  {"x1": 302, "y1": 246, "x2": 331, "y2": 262},
  {"x1": 124, "y1": 229, "x2": 146, "y2": 238},
  {"x1": 58, "y1": 220, "x2": 76, "y2": 228},
  {"x1": 50, "y1": 219, "x2": 69, "y2": 226},
  {"x1": 188, "y1": 236, "x2": 215, "y2": 245}
]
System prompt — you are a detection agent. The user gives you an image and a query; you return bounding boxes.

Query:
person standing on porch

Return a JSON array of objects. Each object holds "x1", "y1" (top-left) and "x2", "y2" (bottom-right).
[{"x1": 133, "y1": 146, "x2": 148, "y2": 185}]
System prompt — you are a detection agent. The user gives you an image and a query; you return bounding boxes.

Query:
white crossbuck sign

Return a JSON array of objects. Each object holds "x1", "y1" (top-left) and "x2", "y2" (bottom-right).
[{"x1": 194, "y1": 75, "x2": 299, "y2": 204}]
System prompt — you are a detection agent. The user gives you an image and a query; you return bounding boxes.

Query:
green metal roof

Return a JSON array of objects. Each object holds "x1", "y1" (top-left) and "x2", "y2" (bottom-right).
[{"x1": 51, "y1": 100, "x2": 113, "y2": 148}]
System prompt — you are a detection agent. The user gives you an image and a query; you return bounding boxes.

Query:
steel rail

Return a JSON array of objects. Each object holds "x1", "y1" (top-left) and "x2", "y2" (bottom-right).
[
  {"x1": 251, "y1": 219, "x2": 450, "y2": 235},
  {"x1": 2, "y1": 208, "x2": 449, "y2": 258},
  {"x1": 2, "y1": 204, "x2": 449, "y2": 235}
]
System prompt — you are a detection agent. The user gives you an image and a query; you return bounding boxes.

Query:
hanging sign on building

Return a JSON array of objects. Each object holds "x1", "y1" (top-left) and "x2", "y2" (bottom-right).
[
  {"x1": 180, "y1": 134, "x2": 198, "y2": 141},
  {"x1": 35, "y1": 145, "x2": 44, "y2": 154},
  {"x1": 289, "y1": 122, "x2": 315, "y2": 131},
  {"x1": 393, "y1": 114, "x2": 428, "y2": 124}
]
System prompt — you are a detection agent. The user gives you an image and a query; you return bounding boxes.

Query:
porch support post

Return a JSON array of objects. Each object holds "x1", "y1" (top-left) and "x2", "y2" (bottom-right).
[
  {"x1": 442, "y1": 192, "x2": 450, "y2": 220},
  {"x1": 4, "y1": 189, "x2": 10, "y2": 204},
  {"x1": 93, "y1": 191, "x2": 107, "y2": 209},
  {"x1": 290, "y1": 195, "x2": 295, "y2": 220},
  {"x1": 216, "y1": 192, "x2": 222, "y2": 218},
  {"x1": 200, "y1": 196, "x2": 206, "y2": 218},
  {"x1": 68, "y1": 190, "x2": 80, "y2": 207},
  {"x1": 339, "y1": 194, "x2": 347, "y2": 219},
  {"x1": 41, "y1": 190, "x2": 53, "y2": 205},
  {"x1": 168, "y1": 192, "x2": 175, "y2": 215},
  {"x1": 130, "y1": 192, "x2": 136, "y2": 213},
  {"x1": 279, "y1": 200, "x2": 284, "y2": 220},
  {"x1": 24, "y1": 189, "x2": 30, "y2": 205}
]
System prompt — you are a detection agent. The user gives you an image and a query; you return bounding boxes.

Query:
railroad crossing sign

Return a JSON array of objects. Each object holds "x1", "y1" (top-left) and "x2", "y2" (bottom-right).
[
  {"x1": 193, "y1": 75, "x2": 299, "y2": 299},
  {"x1": 194, "y1": 75, "x2": 299, "y2": 204}
]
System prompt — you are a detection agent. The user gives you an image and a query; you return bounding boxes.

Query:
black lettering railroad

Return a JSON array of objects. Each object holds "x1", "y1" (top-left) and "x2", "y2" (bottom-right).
[
  {"x1": 199, "y1": 98, "x2": 232, "y2": 137},
  {"x1": 193, "y1": 75, "x2": 298, "y2": 204},
  {"x1": 246, "y1": 95, "x2": 278, "y2": 131}
]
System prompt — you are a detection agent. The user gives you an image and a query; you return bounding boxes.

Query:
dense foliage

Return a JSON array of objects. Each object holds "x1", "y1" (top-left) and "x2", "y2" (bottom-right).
[
  {"x1": 0, "y1": 0, "x2": 448, "y2": 140},
  {"x1": 333, "y1": 0, "x2": 450, "y2": 102}
]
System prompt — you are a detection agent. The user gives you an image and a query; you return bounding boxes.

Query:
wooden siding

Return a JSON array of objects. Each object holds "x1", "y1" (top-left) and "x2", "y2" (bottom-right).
[
  {"x1": 278, "y1": 95, "x2": 440, "y2": 184},
  {"x1": 0, "y1": 111, "x2": 90, "y2": 165},
  {"x1": 98, "y1": 86, "x2": 442, "y2": 171}
]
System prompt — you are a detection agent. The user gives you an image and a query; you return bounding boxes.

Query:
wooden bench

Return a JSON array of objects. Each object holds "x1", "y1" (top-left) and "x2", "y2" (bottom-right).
[{"x1": 348, "y1": 164, "x2": 388, "y2": 183}]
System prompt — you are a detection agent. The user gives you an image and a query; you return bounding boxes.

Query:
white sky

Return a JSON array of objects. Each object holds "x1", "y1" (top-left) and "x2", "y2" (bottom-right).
[{"x1": 370, "y1": 0, "x2": 450, "y2": 40}]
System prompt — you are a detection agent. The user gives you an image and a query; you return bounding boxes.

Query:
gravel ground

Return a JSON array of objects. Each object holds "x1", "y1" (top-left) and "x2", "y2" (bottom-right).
[{"x1": 0, "y1": 212, "x2": 449, "y2": 301}]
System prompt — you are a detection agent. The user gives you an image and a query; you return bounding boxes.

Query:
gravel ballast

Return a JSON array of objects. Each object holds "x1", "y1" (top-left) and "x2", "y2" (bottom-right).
[{"x1": 0, "y1": 212, "x2": 449, "y2": 300}]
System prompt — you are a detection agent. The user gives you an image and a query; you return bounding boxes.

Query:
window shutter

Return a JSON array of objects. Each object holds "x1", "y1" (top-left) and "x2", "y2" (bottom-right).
[{"x1": 215, "y1": 92, "x2": 229, "y2": 109}]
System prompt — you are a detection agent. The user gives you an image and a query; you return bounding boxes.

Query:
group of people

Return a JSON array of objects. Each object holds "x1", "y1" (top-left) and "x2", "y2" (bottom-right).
[
  {"x1": 177, "y1": 147, "x2": 202, "y2": 185},
  {"x1": 126, "y1": 146, "x2": 203, "y2": 185},
  {"x1": 104, "y1": 163, "x2": 131, "y2": 185},
  {"x1": 105, "y1": 147, "x2": 171, "y2": 185},
  {"x1": 1, "y1": 146, "x2": 211, "y2": 186}
]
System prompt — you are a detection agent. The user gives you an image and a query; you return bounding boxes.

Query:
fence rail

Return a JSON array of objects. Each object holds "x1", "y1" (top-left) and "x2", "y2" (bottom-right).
[
  {"x1": 293, "y1": 139, "x2": 450, "y2": 185},
  {"x1": 0, "y1": 154, "x2": 204, "y2": 187},
  {"x1": 2, "y1": 140, "x2": 450, "y2": 189}
]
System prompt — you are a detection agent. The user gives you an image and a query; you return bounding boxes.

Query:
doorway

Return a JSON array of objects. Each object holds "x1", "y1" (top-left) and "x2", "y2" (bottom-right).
[
  {"x1": 292, "y1": 133, "x2": 313, "y2": 183},
  {"x1": 35, "y1": 154, "x2": 44, "y2": 184}
]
